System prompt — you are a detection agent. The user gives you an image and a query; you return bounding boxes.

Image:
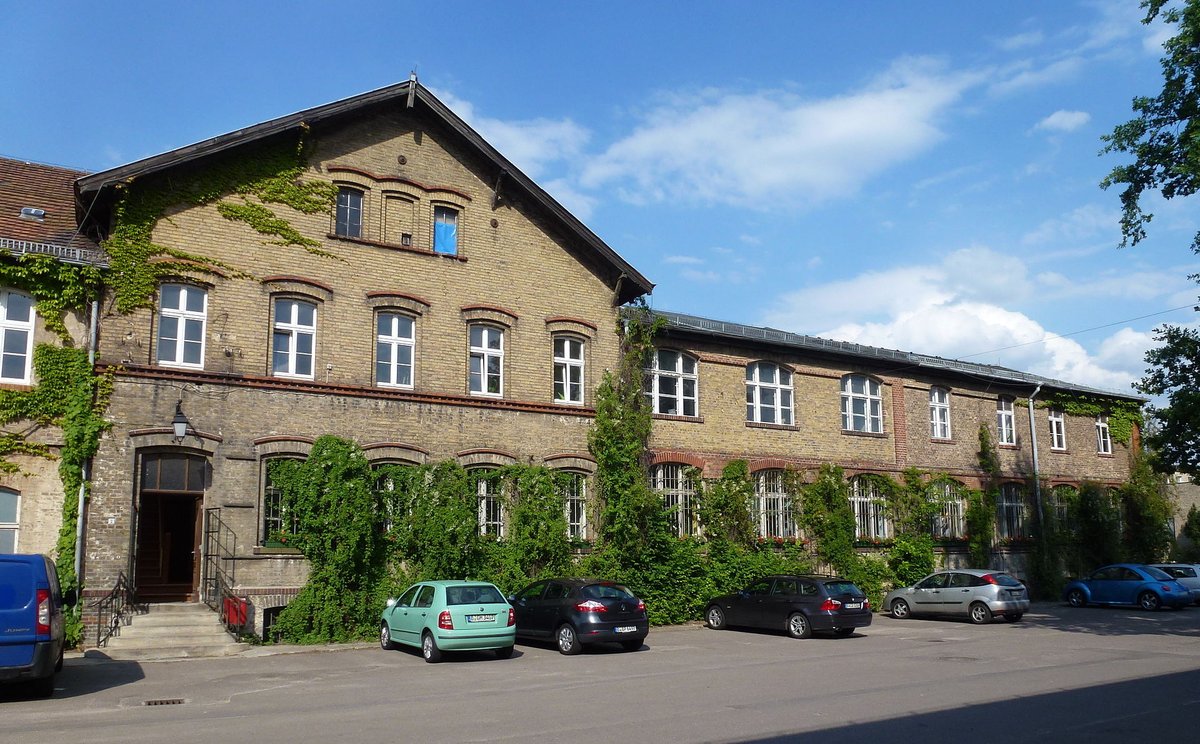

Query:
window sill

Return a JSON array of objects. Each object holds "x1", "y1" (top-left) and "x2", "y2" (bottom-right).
[
  {"x1": 998, "y1": 443, "x2": 1019, "y2": 450},
  {"x1": 253, "y1": 546, "x2": 302, "y2": 556},
  {"x1": 651, "y1": 413, "x2": 704, "y2": 424},
  {"x1": 1097, "y1": 452, "x2": 1115, "y2": 459},
  {"x1": 840, "y1": 429, "x2": 888, "y2": 439},
  {"x1": 328, "y1": 233, "x2": 468, "y2": 262},
  {"x1": 929, "y1": 437, "x2": 956, "y2": 445},
  {"x1": 1050, "y1": 448, "x2": 1069, "y2": 454},
  {"x1": 746, "y1": 421, "x2": 798, "y2": 431}
]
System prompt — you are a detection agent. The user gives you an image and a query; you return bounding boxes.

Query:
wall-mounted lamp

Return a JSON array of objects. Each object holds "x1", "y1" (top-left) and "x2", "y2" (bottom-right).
[{"x1": 172, "y1": 401, "x2": 190, "y2": 442}]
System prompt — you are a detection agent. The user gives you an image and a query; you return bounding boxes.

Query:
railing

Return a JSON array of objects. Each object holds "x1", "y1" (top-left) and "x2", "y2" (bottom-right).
[
  {"x1": 0, "y1": 237, "x2": 109, "y2": 266},
  {"x1": 202, "y1": 507, "x2": 246, "y2": 636},
  {"x1": 92, "y1": 571, "x2": 138, "y2": 648}
]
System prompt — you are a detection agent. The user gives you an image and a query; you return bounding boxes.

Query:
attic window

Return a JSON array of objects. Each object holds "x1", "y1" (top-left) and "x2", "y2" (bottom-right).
[{"x1": 19, "y1": 207, "x2": 45, "y2": 222}]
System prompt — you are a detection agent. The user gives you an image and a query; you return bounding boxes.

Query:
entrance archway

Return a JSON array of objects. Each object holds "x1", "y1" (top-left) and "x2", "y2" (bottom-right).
[{"x1": 135, "y1": 452, "x2": 208, "y2": 602}]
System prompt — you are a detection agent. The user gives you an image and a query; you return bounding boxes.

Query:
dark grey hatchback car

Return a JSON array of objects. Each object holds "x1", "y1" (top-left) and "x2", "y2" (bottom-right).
[
  {"x1": 509, "y1": 578, "x2": 649, "y2": 654},
  {"x1": 705, "y1": 574, "x2": 872, "y2": 639}
]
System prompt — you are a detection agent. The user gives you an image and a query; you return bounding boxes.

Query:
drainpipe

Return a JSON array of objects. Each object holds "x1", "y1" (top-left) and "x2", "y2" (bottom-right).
[
  {"x1": 1027, "y1": 383, "x2": 1044, "y2": 533},
  {"x1": 73, "y1": 298, "x2": 99, "y2": 588}
]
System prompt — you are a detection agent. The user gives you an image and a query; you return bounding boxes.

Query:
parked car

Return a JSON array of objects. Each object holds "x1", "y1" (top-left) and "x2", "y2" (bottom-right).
[
  {"x1": 379, "y1": 580, "x2": 515, "y2": 663},
  {"x1": 1062, "y1": 564, "x2": 1192, "y2": 611},
  {"x1": 509, "y1": 578, "x2": 649, "y2": 654},
  {"x1": 1147, "y1": 564, "x2": 1200, "y2": 605},
  {"x1": 704, "y1": 574, "x2": 871, "y2": 639},
  {"x1": 1, "y1": 554, "x2": 65, "y2": 697},
  {"x1": 884, "y1": 569, "x2": 1030, "y2": 624}
]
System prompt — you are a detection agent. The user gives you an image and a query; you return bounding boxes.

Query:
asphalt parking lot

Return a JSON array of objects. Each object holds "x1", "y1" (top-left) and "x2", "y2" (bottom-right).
[{"x1": 2, "y1": 602, "x2": 1198, "y2": 743}]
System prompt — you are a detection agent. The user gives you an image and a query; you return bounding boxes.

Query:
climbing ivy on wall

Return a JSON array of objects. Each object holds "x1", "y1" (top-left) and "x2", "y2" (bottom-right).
[
  {"x1": 0, "y1": 254, "x2": 101, "y2": 343},
  {"x1": 104, "y1": 132, "x2": 339, "y2": 313},
  {"x1": 1025, "y1": 392, "x2": 1143, "y2": 445}
]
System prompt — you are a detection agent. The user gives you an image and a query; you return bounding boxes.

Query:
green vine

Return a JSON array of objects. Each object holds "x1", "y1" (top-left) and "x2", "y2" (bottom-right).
[
  {"x1": 104, "y1": 133, "x2": 339, "y2": 313},
  {"x1": 1022, "y1": 392, "x2": 1143, "y2": 445},
  {"x1": 0, "y1": 255, "x2": 102, "y2": 343}
]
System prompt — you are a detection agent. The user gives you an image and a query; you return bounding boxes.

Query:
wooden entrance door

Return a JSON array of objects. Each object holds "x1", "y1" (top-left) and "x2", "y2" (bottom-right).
[{"x1": 135, "y1": 453, "x2": 208, "y2": 602}]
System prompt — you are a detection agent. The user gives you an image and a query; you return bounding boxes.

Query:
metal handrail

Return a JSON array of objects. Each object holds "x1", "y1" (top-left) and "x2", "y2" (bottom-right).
[
  {"x1": 203, "y1": 508, "x2": 246, "y2": 635},
  {"x1": 91, "y1": 571, "x2": 138, "y2": 647}
]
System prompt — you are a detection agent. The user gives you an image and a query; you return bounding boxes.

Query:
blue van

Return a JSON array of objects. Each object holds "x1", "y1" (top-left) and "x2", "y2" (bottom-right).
[{"x1": 0, "y1": 554, "x2": 65, "y2": 697}]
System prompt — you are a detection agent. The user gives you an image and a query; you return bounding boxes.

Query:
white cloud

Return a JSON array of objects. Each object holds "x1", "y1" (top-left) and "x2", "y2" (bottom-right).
[
  {"x1": 1034, "y1": 110, "x2": 1091, "y2": 132},
  {"x1": 580, "y1": 58, "x2": 978, "y2": 209},
  {"x1": 664, "y1": 255, "x2": 704, "y2": 265},
  {"x1": 996, "y1": 30, "x2": 1044, "y2": 51},
  {"x1": 1021, "y1": 203, "x2": 1118, "y2": 246},
  {"x1": 989, "y1": 57, "x2": 1086, "y2": 96},
  {"x1": 541, "y1": 178, "x2": 596, "y2": 222}
]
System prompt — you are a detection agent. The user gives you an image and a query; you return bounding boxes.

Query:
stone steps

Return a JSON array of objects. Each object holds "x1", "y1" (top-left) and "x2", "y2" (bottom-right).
[{"x1": 86, "y1": 602, "x2": 250, "y2": 661}]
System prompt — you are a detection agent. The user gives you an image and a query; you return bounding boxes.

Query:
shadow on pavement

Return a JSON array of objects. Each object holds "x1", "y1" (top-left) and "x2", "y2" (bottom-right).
[{"x1": 0, "y1": 657, "x2": 145, "y2": 702}]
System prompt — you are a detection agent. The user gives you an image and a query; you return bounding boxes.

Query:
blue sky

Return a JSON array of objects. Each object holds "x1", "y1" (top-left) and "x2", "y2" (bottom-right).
[{"x1": 3, "y1": 0, "x2": 1196, "y2": 396}]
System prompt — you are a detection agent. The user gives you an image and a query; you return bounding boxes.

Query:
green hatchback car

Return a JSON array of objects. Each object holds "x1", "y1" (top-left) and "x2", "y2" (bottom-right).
[{"x1": 380, "y1": 580, "x2": 516, "y2": 663}]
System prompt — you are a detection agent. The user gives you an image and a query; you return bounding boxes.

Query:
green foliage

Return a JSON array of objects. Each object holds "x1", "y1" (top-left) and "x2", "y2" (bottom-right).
[
  {"x1": 1138, "y1": 325, "x2": 1200, "y2": 476},
  {"x1": 887, "y1": 534, "x2": 935, "y2": 587},
  {"x1": 1177, "y1": 504, "x2": 1200, "y2": 561},
  {"x1": 887, "y1": 468, "x2": 939, "y2": 538},
  {"x1": 1036, "y1": 392, "x2": 1143, "y2": 446},
  {"x1": 0, "y1": 255, "x2": 101, "y2": 342},
  {"x1": 383, "y1": 461, "x2": 487, "y2": 582},
  {"x1": 1118, "y1": 452, "x2": 1176, "y2": 562},
  {"x1": 488, "y1": 466, "x2": 574, "y2": 590},
  {"x1": 794, "y1": 464, "x2": 858, "y2": 576},
  {"x1": 1100, "y1": 0, "x2": 1200, "y2": 254},
  {"x1": 964, "y1": 489, "x2": 995, "y2": 568},
  {"x1": 104, "y1": 134, "x2": 338, "y2": 313},
  {"x1": 694, "y1": 460, "x2": 756, "y2": 547},
  {"x1": 1071, "y1": 482, "x2": 1124, "y2": 573}
]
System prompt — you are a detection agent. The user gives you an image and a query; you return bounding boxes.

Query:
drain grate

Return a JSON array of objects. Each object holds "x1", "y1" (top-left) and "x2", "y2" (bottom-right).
[{"x1": 143, "y1": 698, "x2": 185, "y2": 706}]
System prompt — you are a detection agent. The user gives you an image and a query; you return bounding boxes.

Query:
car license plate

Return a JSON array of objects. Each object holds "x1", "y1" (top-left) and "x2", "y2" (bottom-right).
[
  {"x1": 614, "y1": 625, "x2": 637, "y2": 633},
  {"x1": 467, "y1": 614, "x2": 496, "y2": 623},
  {"x1": 844, "y1": 602, "x2": 863, "y2": 609}
]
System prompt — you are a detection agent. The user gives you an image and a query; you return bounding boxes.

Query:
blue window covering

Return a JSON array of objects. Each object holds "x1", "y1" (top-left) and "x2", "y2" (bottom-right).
[{"x1": 434, "y1": 207, "x2": 458, "y2": 255}]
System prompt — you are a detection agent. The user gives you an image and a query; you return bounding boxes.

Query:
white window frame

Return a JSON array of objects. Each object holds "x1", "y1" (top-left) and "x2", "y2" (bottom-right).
[
  {"x1": 475, "y1": 471, "x2": 505, "y2": 537},
  {"x1": 850, "y1": 476, "x2": 890, "y2": 540},
  {"x1": 996, "y1": 397, "x2": 1016, "y2": 445},
  {"x1": 1050, "y1": 485, "x2": 1077, "y2": 532},
  {"x1": 272, "y1": 298, "x2": 316, "y2": 379},
  {"x1": 1049, "y1": 408, "x2": 1067, "y2": 451},
  {"x1": 1095, "y1": 415, "x2": 1112, "y2": 455},
  {"x1": 0, "y1": 487, "x2": 19, "y2": 553},
  {"x1": 469, "y1": 325, "x2": 504, "y2": 396},
  {"x1": 0, "y1": 288, "x2": 36, "y2": 384},
  {"x1": 335, "y1": 187, "x2": 363, "y2": 238},
  {"x1": 652, "y1": 463, "x2": 696, "y2": 537},
  {"x1": 841, "y1": 375, "x2": 882, "y2": 433},
  {"x1": 929, "y1": 386, "x2": 951, "y2": 439},
  {"x1": 553, "y1": 336, "x2": 585, "y2": 405},
  {"x1": 997, "y1": 483, "x2": 1028, "y2": 539},
  {"x1": 156, "y1": 283, "x2": 207, "y2": 369},
  {"x1": 562, "y1": 472, "x2": 587, "y2": 540},
  {"x1": 753, "y1": 469, "x2": 795, "y2": 538},
  {"x1": 645, "y1": 350, "x2": 699, "y2": 417},
  {"x1": 746, "y1": 362, "x2": 794, "y2": 425},
  {"x1": 929, "y1": 480, "x2": 964, "y2": 539},
  {"x1": 261, "y1": 458, "x2": 301, "y2": 544},
  {"x1": 376, "y1": 311, "x2": 415, "y2": 388}
]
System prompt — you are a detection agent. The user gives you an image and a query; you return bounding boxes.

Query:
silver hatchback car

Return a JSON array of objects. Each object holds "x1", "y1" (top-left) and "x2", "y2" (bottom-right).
[
  {"x1": 1148, "y1": 564, "x2": 1200, "y2": 605},
  {"x1": 884, "y1": 569, "x2": 1030, "y2": 624}
]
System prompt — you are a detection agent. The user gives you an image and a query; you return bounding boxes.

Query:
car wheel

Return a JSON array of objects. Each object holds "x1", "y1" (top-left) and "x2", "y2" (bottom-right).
[
  {"x1": 620, "y1": 640, "x2": 643, "y2": 652},
  {"x1": 556, "y1": 624, "x2": 582, "y2": 655},
  {"x1": 421, "y1": 632, "x2": 442, "y2": 663},
  {"x1": 379, "y1": 621, "x2": 397, "y2": 651},
  {"x1": 969, "y1": 602, "x2": 992, "y2": 625},
  {"x1": 1066, "y1": 588, "x2": 1087, "y2": 607},
  {"x1": 705, "y1": 605, "x2": 727, "y2": 630},
  {"x1": 29, "y1": 675, "x2": 54, "y2": 698},
  {"x1": 494, "y1": 645, "x2": 514, "y2": 659},
  {"x1": 1138, "y1": 591, "x2": 1161, "y2": 611},
  {"x1": 1004, "y1": 613, "x2": 1024, "y2": 622},
  {"x1": 833, "y1": 628, "x2": 855, "y2": 638},
  {"x1": 786, "y1": 612, "x2": 812, "y2": 639},
  {"x1": 890, "y1": 599, "x2": 911, "y2": 619}
]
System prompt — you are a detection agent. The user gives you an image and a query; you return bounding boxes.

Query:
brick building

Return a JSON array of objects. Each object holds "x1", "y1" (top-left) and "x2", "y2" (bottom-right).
[{"x1": 1, "y1": 81, "x2": 1148, "y2": 639}]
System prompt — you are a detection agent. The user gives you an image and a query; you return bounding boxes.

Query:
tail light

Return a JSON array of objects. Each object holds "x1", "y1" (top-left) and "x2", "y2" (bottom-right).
[
  {"x1": 507, "y1": 608, "x2": 515, "y2": 626},
  {"x1": 438, "y1": 610, "x2": 454, "y2": 630},
  {"x1": 36, "y1": 589, "x2": 51, "y2": 634},
  {"x1": 1161, "y1": 585, "x2": 1174, "y2": 593},
  {"x1": 819, "y1": 597, "x2": 843, "y2": 612},
  {"x1": 636, "y1": 599, "x2": 646, "y2": 612},
  {"x1": 982, "y1": 574, "x2": 998, "y2": 585},
  {"x1": 575, "y1": 599, "x2": 607, "y2": 613}
]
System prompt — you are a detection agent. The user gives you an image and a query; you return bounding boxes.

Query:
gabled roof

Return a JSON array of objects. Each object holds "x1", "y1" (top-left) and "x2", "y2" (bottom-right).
[
  {"x1": 75, "y1": 80, "x2": 653, "y2": 304},
  {"x1": 654, "y1": 309, "x2": 1146, "y2": 403},
  {"x1": 0, "y1": 156, "x2": 105, "y2": 265}
]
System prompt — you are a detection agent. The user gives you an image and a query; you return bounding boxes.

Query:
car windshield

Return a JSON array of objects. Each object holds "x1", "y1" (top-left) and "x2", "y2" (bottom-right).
[
  {"x1": 445, "y1": 585, "x2": 505, "y2": 605},
  {"x1": 1143, "y1": 566, "x2": 1173, "y2": 581},
  {"x1": 822, "y1": 581, "x2": 862, "y2": 596},
  {"x1": 582, "y1": 583, "x2": 635, "y2": 600},
  {"x1": 989, "y1": 573, "x2": 1024, "y2": 587}
]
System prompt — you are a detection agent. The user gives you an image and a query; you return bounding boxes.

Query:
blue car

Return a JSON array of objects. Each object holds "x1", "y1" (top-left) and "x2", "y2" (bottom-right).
[{"x1": 1062, "y1": 563, "x2": 1192, "y2": 611}]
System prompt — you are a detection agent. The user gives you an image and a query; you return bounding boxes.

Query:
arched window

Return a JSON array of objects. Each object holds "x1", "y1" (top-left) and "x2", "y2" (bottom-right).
[
  {"x1": 335, "y1": 187, "x2": 363, "y2": 238},
  {"x1": 553, "y1": 336, "x2": 585, "y2": 405},
  {"x1": 746, "y1": 362, "x2": 793, "y2": 425},
  {"x1": 1050, "y1": 484, "x2": 1078, "y2": 534},
  {"x1": 157, "y1": 284, "x2": 207, "y2": 369},
  {"x1": 753, "y1": 469, "x2": 795, "y2": 538},
  {"x1": 645, "y1": 350, "x2": 698, "y2": 417},
  {"x1": 928, "y1": 480, "x2": 965, "y2": 539},
  {"x1": 376, "y1": 311, "x2": 415, "y2": 388},
  {"x1": 560, "y1": 471, "x2": 588, "y2": 540},
  {"x1": 652, "y1": 463, "x2": 696, "y2": 537},
  {"x1": 841, "y1": 375, "x2": 882, "y2": 433},
  {"x1": 850, "y1": 476, "x2": 890, "y2": 539},
  {"x1": 472, "y1": 468, "x2": 505, "y2": 537},
  {"x1": 272, "y1": 298, "x2": 316, "y2": 379},
  {"x1": 469, "y1": 324, "x2": 504, "y2": 396},
  {"x1": 997, "y1": 483, "x2": 1028, "y2": 539}
]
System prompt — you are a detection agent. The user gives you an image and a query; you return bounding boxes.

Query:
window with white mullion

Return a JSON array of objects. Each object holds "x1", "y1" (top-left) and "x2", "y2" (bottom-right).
[
  {"x1": 928, "y1": 480, "x2": 964, "y2": 539},
  {"x1": 157, "y1": 284, "x2": 207, "y2": 369},
  {"x1": 997, "y1": 483, "x2": 1028, "y2": 539},
  {"x1": 1049, "y1": 408, "x2": 1067, "y2": 450},
  {"x1": 850, "y1": 476, "x2": 890, "y2": 539},
  {"x1": 553, "y1": 336, "x2": 585, "y2": 404},
  {"x1": 746, "y1": 362, "x2": 793, "y2": 425},
  {"x1": 644, "y1": 350, "x2": 698, "y2": 417},
  {"x1": 376, "y1": 312, "x2": 414, "y2": 388},
  {"x1": 475, "y1": 471, "x2": 505, "y2": 537},
  {"x1": 335, "y1": 187, "x2": 363, "y2": 238},
  {"x1": 653, "y1": 463, "x2": 696, "y2": 537},
  {"x1": 0, "y1": 487, "x2": 19, "y2": 552},
  {"x1": 1095, "y1": 415, "x2": 1112, "y2": 454},
  {"x1": 469, "y1": 325, "x2": 504, "y2": 396},
  {"x1": 272, "y1": 299, "x2": 316, "y2": 379},
  {"x1": 753, "y1": 469, "x2": 795, "y2": 538},
  {"x1": 929, "y1": 386, "x2": 951, "y2": 439},
  {"x1": 561, "y1": 472, "x2": 587, "y2": 540},
  {"x1": 840, "y1": 375, "x2": 882, "y2": 433},
  {"x1": 0, "y1": 289, "x2": 35, "y2": 384},
  {"x1": 996, "y1": 397, "x2": 1016, "y2": 445}
]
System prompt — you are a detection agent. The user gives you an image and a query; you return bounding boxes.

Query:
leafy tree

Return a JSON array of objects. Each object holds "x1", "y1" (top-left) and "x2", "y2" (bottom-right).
[
  {"x1": 1138, "y1": 327, "x2": 1200, "y2": 475},
  {"x1": 1177, "y1": 504, "x2": 1200, "y2": 560},
  {"x1": 1118, "y1": 452, "x2": 1177, "y2": 561},
  {"x1": 1071, "y1": 482, "x2": 1124, "y2": 573},
  {"x1": 694, "y1": 460, "x2": 756, "y2": 547}
]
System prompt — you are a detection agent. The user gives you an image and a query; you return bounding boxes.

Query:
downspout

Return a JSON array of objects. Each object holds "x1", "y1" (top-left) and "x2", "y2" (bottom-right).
[
  {"x1": 73, "y1": 298, "x2": 99, "y2": 586},
  {"x1": 1027, "y1": 383, "x2": 1044, "y2": 533}
]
